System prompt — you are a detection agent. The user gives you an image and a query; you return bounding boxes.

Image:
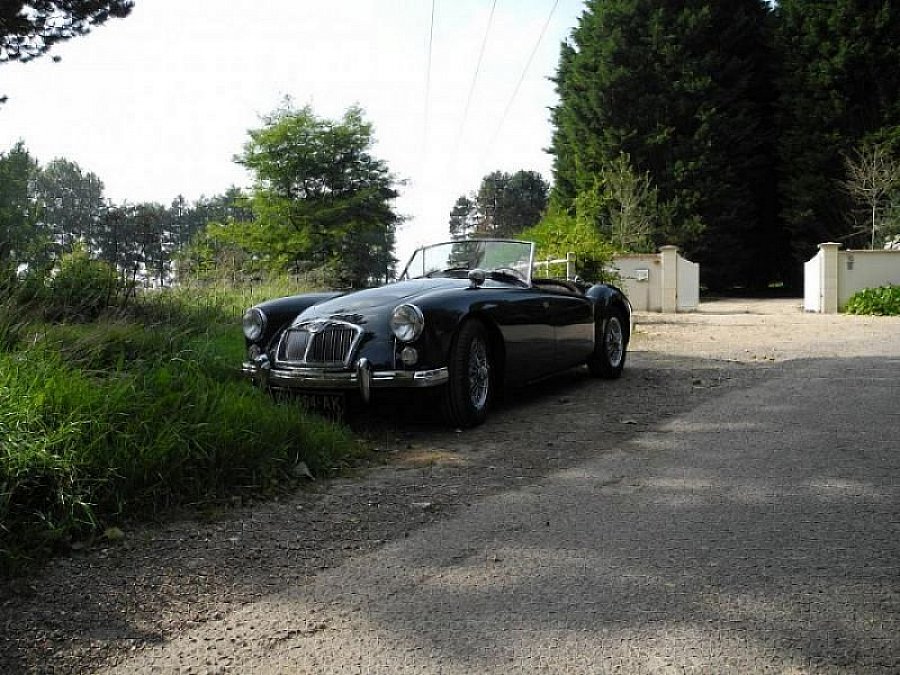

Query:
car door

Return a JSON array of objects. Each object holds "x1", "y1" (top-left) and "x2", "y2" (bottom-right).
[
  {"x1": 543, "y1": 289, "x2": 594, "y2": 370},
  {"x1": 490, "y1": 288, "x2": 557, "y2": 384}
]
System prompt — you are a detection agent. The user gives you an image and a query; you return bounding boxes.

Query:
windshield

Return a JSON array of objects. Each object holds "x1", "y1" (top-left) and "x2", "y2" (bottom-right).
[{"x1": 400, "y1": 239, "x2": 535, "y2": 284}]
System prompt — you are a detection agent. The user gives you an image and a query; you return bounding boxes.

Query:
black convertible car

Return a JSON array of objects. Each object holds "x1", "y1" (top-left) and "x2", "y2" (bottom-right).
[{"x1": 242, "y1": 239, "x2": 631, "y2": 427}]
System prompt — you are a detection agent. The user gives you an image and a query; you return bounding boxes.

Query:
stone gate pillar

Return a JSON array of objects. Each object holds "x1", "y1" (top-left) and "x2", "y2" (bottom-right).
[
  {"x1": 660, "y1": 245, "x2": 678, "y2": 313},
  {"x1": 819, "y1": 242, "x2": 841, "y2": 314}
]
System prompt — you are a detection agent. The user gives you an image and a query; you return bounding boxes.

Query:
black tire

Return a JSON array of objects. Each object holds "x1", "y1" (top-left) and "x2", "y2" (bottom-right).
[
  {"x1": 587, "y1": 308, "x2": 627, "y2": 379},
  {"x1": 441, "y1": 320, "x2": 493, "y2": 428}
]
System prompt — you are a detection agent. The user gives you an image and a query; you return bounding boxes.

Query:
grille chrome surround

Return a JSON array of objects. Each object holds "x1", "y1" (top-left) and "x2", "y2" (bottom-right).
[{"x1": 275, "y1": 320, "x2": 363, "y2": 368}]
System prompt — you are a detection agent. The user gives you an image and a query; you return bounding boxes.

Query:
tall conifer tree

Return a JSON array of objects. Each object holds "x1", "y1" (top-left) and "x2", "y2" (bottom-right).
[
  {"x1": 776, "y1": 0, "x2": 900, "y2": 261},
  {"x1": 550, "y1": 0, "x2": 786, "y2": 289}
]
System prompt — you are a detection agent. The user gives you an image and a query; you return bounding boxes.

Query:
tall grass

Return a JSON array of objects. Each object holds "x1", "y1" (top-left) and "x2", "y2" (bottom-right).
[{"x1": 0, "y1": 277, "x2": 362, "y2": 573}]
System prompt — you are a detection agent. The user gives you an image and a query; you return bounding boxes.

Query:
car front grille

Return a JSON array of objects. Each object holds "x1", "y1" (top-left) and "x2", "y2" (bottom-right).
[{"x1": 276, "y1": 321, "x2": 361, "y2": 367}]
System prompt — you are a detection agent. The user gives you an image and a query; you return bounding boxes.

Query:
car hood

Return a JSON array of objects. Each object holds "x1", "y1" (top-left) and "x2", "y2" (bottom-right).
[{"x1": 295, "y1": 278, "x2": 465, "y2": 325}]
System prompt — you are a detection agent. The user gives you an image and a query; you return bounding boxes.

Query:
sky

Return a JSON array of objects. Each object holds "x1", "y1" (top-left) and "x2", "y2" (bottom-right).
[{"x1": 0, "y1": 0, "x2": 586, "y2": 264}]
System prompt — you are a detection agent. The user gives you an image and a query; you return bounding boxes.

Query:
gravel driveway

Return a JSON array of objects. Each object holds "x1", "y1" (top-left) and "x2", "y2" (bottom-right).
[{"x1": 2, "y1": 299, "x2": 898, "y2": 674}]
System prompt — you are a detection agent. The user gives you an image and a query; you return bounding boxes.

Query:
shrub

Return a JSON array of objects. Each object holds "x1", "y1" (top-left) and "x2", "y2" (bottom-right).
[
  {"x1": 520, "y1": 209, "x2": 617, "y2": 283},
  {"x1": 844, "y1": 285, "x2": 900, "y2": 315},
  {"x1": 47, "y1": 247, "x2": 119, "y2": 320}
]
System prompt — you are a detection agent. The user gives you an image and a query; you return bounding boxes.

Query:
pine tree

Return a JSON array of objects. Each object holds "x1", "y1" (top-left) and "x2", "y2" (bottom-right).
[
  {"x1": 0, "y1": 142, "x2": 40, "y2": 266},
  {"x1": 448, "y1": 171, "x2": 548, "y2": 240},
  {"x1": 776, "y1": 0, "x2": 900, "y2": 264},
  {"x1": 449, "y1": 195, "x2": 478, "y2": 240},
  {"x1": 550, "y1": 0, "x2": 786, "y2": 289}
]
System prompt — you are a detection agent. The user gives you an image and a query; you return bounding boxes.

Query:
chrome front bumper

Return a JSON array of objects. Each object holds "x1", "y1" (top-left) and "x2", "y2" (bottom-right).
[{"x1": 242, "y1": 356, "x2": 449, "y2": 402}]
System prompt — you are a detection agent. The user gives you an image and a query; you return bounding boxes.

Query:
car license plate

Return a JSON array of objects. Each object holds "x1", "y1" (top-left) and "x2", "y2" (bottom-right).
[{"x1": 297, "y1": 392, "x2": 346, "y2": 419}]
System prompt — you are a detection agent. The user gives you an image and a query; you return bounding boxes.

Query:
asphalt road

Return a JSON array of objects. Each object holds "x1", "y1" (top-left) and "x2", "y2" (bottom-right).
[{"x1": 99, "y1": 331, "x2": 899, "y2": 672}]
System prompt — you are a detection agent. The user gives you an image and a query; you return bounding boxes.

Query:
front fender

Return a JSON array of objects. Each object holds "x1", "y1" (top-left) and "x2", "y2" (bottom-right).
[
  {"x1": 411, "y1": 288, "x2": 523, "y2": 388},
  {"x1": 413, "y1": 287, "x2": 503, "y2": 356},
  {"x1": 247, "y1": 292, "x2": 346, "y2": 350}
]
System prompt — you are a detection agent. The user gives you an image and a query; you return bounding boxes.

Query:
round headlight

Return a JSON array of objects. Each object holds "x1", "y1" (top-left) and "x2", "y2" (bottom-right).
[
  {"x1": 242, "y1": 307, "x2": 266, "y2": 341},
  {"x1": 390, "y1": 304, "x2": 424, "y2": 342}
]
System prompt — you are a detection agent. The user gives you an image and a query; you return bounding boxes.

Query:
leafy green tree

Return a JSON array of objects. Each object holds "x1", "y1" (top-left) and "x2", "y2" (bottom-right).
[
  {"x1": 13, "y1": 159, "x2": 248, "y2": 288},
  {"x1": 168, "y1": 195, "x2": 192, "y2": 252},
  {"x1": 170, "y1": 188, "x2": 256, "y2": 279},
  {"x1": 32, "y1": 157, "x2": 105, "y2": 258},
  {"x1": 580, "y1": 153, "x2": 666, "y2": 254},
  {"x1": 0, "y1": 1, "x2": 132, "y2": 63},
  {"x1": 449, "y1": 195, "x2": 478, "y2": 240},
  {"x1": 520, "y1": 207, "x2": 615, "y2": 283},
  {"x1": 449, "y1": 170, "x2": 548, "y2": 240},
  {"x1": 95, "y1": 202, "x2": 126, "y2": 273},
  {"x1": 177, "y1": 219, "x2": 258, "y2": 283},
  {"x1": 0, "y1": 142, "x2": 41, "y2": 266},
  {"x1": 237, "y1": 102, "x2": 400, "y2": 287},
  {"x1": 100, "y1": 201, "x2": 184, "y2": 287},
  {"x1": 475, "y1": 170, "x2": 549, "y2": 238},
  {"x1": 126, "y1": 202, "x2": 172, "y2": 286},
  {"x1": 776, "y1": 1, "x2": 900, "y2": 261},
  {"x1": 550, "y1": 0, "x2": 785, "y2": 289},
  {"x1": 184, "y1": 188, "x2": 253, "y2": 241}
]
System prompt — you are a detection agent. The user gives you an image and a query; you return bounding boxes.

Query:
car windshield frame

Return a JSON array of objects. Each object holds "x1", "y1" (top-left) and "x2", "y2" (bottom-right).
[{"x1": 399, "y1": 239, "x2": 535, "y2": 285}]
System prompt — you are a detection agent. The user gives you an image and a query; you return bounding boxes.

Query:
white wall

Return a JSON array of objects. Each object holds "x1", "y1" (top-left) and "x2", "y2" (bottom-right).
[
  {"x1": 613, "y1": 255, "x2": 662, "y2": 312},
  {"x1": 610, "y1": 248, "x2": 699, "y2": 313},
  {"x1": 804, "y1": 244, "x2": 900, "y2": 313},
  {"x1": 838, "y1": 250, "x2": 900, "y2": 307}
]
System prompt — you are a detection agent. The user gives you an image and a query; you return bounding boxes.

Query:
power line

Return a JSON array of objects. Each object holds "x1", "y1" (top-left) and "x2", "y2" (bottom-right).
[
  {"x1": 457, "y1": 0, "x2": 498, "y2": 147},
  {"x1": 412, "y1": 0, "x2": 437, "y2": 245},
  {"x1": 422, "y1": 0, "x2": 436, "y2": 155},
  {"x1": 482, "y1": 0, "x2": 560, "y2": 165}
]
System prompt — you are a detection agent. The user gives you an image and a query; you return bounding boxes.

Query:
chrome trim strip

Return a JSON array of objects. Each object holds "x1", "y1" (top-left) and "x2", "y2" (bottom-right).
[{"x1": 243, "y1": 362, "x2": 449, "y2": 391}]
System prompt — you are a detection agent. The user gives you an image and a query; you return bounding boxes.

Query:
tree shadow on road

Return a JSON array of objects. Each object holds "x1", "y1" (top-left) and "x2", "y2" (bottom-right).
[
  {"x1": 312, "y1": 354, "x2": 898, "y2": 673},
  {"x1": 11, "y1": 353, "x2": 882, "y2": 673}
]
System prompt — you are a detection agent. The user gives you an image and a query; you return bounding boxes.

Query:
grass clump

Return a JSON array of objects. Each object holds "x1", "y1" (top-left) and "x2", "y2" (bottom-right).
[
  {"x1": 1, "y1": 277, "x2": 362, "y2": 573},
  {"x1": 844, "y1": 285, "x2": 900, "y2": 315}
]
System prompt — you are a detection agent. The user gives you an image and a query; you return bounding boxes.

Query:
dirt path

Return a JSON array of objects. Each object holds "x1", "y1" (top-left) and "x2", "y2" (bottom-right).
[{"x1": 2, "y1": 300, "x2": 898, "y2": 674}]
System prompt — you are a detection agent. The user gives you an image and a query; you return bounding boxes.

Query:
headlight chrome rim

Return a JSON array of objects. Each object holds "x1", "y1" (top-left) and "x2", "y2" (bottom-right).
[
  {"x1": 390, "y1": 304, "x2": 424, "y2": 342},
  {"x1": 242, "y1": 307, "x2": 267, "y2": 341}
]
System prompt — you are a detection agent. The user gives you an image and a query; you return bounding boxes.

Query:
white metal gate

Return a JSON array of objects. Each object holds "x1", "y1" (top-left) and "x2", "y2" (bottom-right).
[{"x1": 803, "y1": 252, "x2": 822, "y2": 312}]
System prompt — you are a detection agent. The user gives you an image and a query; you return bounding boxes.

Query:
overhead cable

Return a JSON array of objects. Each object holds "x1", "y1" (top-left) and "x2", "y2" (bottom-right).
[
  {"x1": 422, "y1": 0, "x2": 436, "y2": 155},
  {"x1": 482, "y1": 0, "x2": 560, "y2": 164},
  {"x1": 457, "y1": 0, "x2": 499, "y2": 147}
]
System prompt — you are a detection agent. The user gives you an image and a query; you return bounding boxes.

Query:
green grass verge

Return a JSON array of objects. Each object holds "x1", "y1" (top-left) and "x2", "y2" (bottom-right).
[{"x1": 0, "y1": 280, "x2": 363, "y2": 573}]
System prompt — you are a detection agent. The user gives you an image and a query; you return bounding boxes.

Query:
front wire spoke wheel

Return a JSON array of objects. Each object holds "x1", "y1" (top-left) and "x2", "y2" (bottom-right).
[
  {"x1": 605, "y1": 316, "x2": 624, "y2": 368},
  {"x1": 468, "y1": 336, "x2": 490, "y2": 410},
  {"x1": 442, "y1": 320, "x2": 493, "y2": 428},
  {"x1": 587, "y1": 308, "x2": 628, "y2": 379}
]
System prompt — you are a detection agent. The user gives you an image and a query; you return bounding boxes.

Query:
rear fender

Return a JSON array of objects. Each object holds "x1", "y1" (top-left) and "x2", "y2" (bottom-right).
[{"x1": 585, "y1": 284, "x2": 632, "y2": 342}]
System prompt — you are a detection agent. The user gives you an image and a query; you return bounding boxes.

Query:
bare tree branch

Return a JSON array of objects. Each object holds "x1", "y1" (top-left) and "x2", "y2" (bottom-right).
[{"x1": 842, "y1": 142, "x2": 900, "y2": 249}]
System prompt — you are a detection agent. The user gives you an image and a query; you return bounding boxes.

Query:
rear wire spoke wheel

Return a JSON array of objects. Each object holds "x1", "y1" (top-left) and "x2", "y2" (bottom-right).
[
  {"x1": 588, "y1": 308, "x2": 627, "y2": 379},
  {"x1": 442, "y1": 320, "x2": 492, "y2": 428}
]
